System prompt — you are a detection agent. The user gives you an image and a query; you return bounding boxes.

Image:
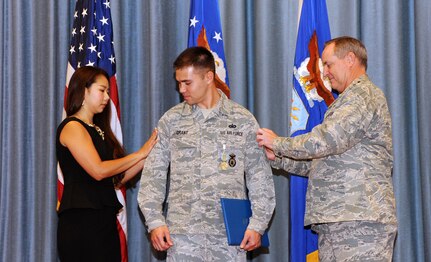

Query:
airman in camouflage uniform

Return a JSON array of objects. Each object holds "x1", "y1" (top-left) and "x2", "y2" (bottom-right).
[
  {"x1": 257, "y1": 37, "x2": 397, "y2": 262},
  {"x1": 138, "y1": 47, "x2": 275, "y2": 261}
]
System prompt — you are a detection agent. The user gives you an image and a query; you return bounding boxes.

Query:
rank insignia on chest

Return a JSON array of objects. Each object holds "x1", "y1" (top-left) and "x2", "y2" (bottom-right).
[{"x1": 228, "y1": 153, "x2": 236, "y2": 167}]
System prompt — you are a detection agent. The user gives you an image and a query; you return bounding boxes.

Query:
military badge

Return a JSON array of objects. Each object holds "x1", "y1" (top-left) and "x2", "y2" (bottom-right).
[
  {"x1": 228, "y1": 153, "x2": 236, "y2": 167},
  {"x1": 219, "y1": 161, "x2": 229, "y2": 170},
  {"x1": 219, "y1": 144, "x2": 228, "y2": 170}
]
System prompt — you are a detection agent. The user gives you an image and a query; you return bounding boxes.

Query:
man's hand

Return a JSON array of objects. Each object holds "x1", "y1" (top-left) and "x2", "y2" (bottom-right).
[
  {"x1": 264, "y1": 146, "x2": 276, "y2": 161},
  {"x1": 256, "y1": 128, "x2": 278, "y2": 150},
  {"x1": 150, "y1": 225, "x2": 173, "y2": 251},
  {"x1": 240, "y1": 229, "x2": 262, "y2": 251}
]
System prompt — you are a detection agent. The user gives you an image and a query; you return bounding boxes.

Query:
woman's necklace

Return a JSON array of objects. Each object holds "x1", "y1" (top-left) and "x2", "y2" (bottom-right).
[
  {"x1": 86, "y1": 122, "x2": 105, "y2": 140},
  {"x1": 73, "y1": 115, "x2": 105, "y2": 140}
]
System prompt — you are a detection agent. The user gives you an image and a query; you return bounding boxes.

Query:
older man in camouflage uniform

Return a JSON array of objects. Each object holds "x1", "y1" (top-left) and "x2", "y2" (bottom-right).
[
  {"x1": 138, "y1": 46, "x2": 275, "y2": 261},
  {"x1": 257, "y1": 36, "x2": 397, "y2": 261}
]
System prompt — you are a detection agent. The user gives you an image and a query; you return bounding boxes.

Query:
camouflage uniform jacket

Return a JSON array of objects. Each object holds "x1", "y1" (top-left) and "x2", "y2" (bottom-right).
[
  {"x1": 271, "y1": 75, "x2": 397, "y2": 226},
  {"x1": 138, "y1": 91, "x2": 275, "y2": 236}
]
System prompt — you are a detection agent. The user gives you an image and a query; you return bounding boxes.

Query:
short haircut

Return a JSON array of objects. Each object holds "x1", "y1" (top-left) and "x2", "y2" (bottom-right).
[
  {"x1": 325, "y1": 36, "x2": 368, "y2": 70},
  {"x1": 173, "y1": 46, "x2": 216, "y2": 74}
]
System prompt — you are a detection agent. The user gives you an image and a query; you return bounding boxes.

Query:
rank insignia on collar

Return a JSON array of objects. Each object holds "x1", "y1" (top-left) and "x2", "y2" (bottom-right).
[{"x1": 228, "y1": 153, "x2": 236, "y2": 167}]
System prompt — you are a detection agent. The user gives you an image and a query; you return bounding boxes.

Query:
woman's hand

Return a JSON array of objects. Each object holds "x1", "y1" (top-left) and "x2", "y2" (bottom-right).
[{"x1": 137, "y1": 128, "x2": 158, "y2": 159}]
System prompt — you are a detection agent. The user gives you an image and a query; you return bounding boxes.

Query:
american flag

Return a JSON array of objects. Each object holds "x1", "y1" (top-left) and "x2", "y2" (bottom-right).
[{"x1": 57, "y1": 0, "x2": 128, "y2": 261}]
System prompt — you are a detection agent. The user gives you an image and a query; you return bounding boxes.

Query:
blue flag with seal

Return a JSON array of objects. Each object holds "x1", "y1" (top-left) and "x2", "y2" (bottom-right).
[
  {"x1": 188, "y1": 0, "x2": 230, "y2": 97},
  {"x1": 290, "y1": 0, "x2": 335, "y2": 261}
]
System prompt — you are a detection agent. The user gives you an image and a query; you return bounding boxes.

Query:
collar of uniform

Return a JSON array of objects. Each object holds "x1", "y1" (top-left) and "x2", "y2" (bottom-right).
[
  {"x1": 179, "y1": 89, "x2": 232, "y2": 117},
  {"x1": 344, "y1": 74, "x2": 369, "y2": 94},
  {"x1": 335, "y1": 74, "x2": 369, "y2": 101},
  {"x1": 213, "y1": 89, "x2": 232, "y2": 117},
  {"x1": 326, "y1": 74, "x2": 369, "y2": 112}
]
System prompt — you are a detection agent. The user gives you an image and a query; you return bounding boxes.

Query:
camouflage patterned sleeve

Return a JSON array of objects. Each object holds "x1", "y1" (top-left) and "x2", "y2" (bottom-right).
[
  {"x1": 273, "y1": 89, "x2": 373, "y2": 160},
  {"x1": 137, "y1": 116, "x2": 171, "y2": 232},
  {"x1": 270, "y1": 156, "x2": 311, "y2": 177},
  {"x1": 244, "y1": 120, "x2": 276, "y2": 235}
]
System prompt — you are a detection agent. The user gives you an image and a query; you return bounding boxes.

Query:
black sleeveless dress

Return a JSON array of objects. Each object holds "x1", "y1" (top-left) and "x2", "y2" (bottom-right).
[{"x1": 56, "y1": 117, "x2": 123, "y2": 262}]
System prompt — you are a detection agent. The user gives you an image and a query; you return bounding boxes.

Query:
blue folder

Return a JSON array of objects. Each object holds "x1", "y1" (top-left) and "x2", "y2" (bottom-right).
[{"x1": 220, "y1": 198, "x2": 270, "y2": 247}]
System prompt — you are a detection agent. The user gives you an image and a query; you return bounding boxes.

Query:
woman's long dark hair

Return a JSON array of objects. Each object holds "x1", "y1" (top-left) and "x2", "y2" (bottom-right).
[{"x1": 66, "y1": 66, "x2": 125, "y2": 160}]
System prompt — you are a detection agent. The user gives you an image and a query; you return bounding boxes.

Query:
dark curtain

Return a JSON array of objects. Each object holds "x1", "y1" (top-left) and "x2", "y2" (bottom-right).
[{"x1": 0, "y1": 0, "x2": 429, "y2": 261}]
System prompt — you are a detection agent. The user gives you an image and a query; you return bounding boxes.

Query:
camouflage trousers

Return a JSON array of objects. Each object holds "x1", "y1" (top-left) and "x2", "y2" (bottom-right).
[
  {"x1": 313, "y1": 221, "x2": 397, "y2": 262},
  {"x1": 166, "y1": 234, "x2": 246, "y2": 262}
]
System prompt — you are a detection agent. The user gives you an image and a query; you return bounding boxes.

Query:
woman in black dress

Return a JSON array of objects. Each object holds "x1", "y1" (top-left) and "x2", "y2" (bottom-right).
[{"x1": 56, "y1": 66, "x2": 157, "y2": 261}]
